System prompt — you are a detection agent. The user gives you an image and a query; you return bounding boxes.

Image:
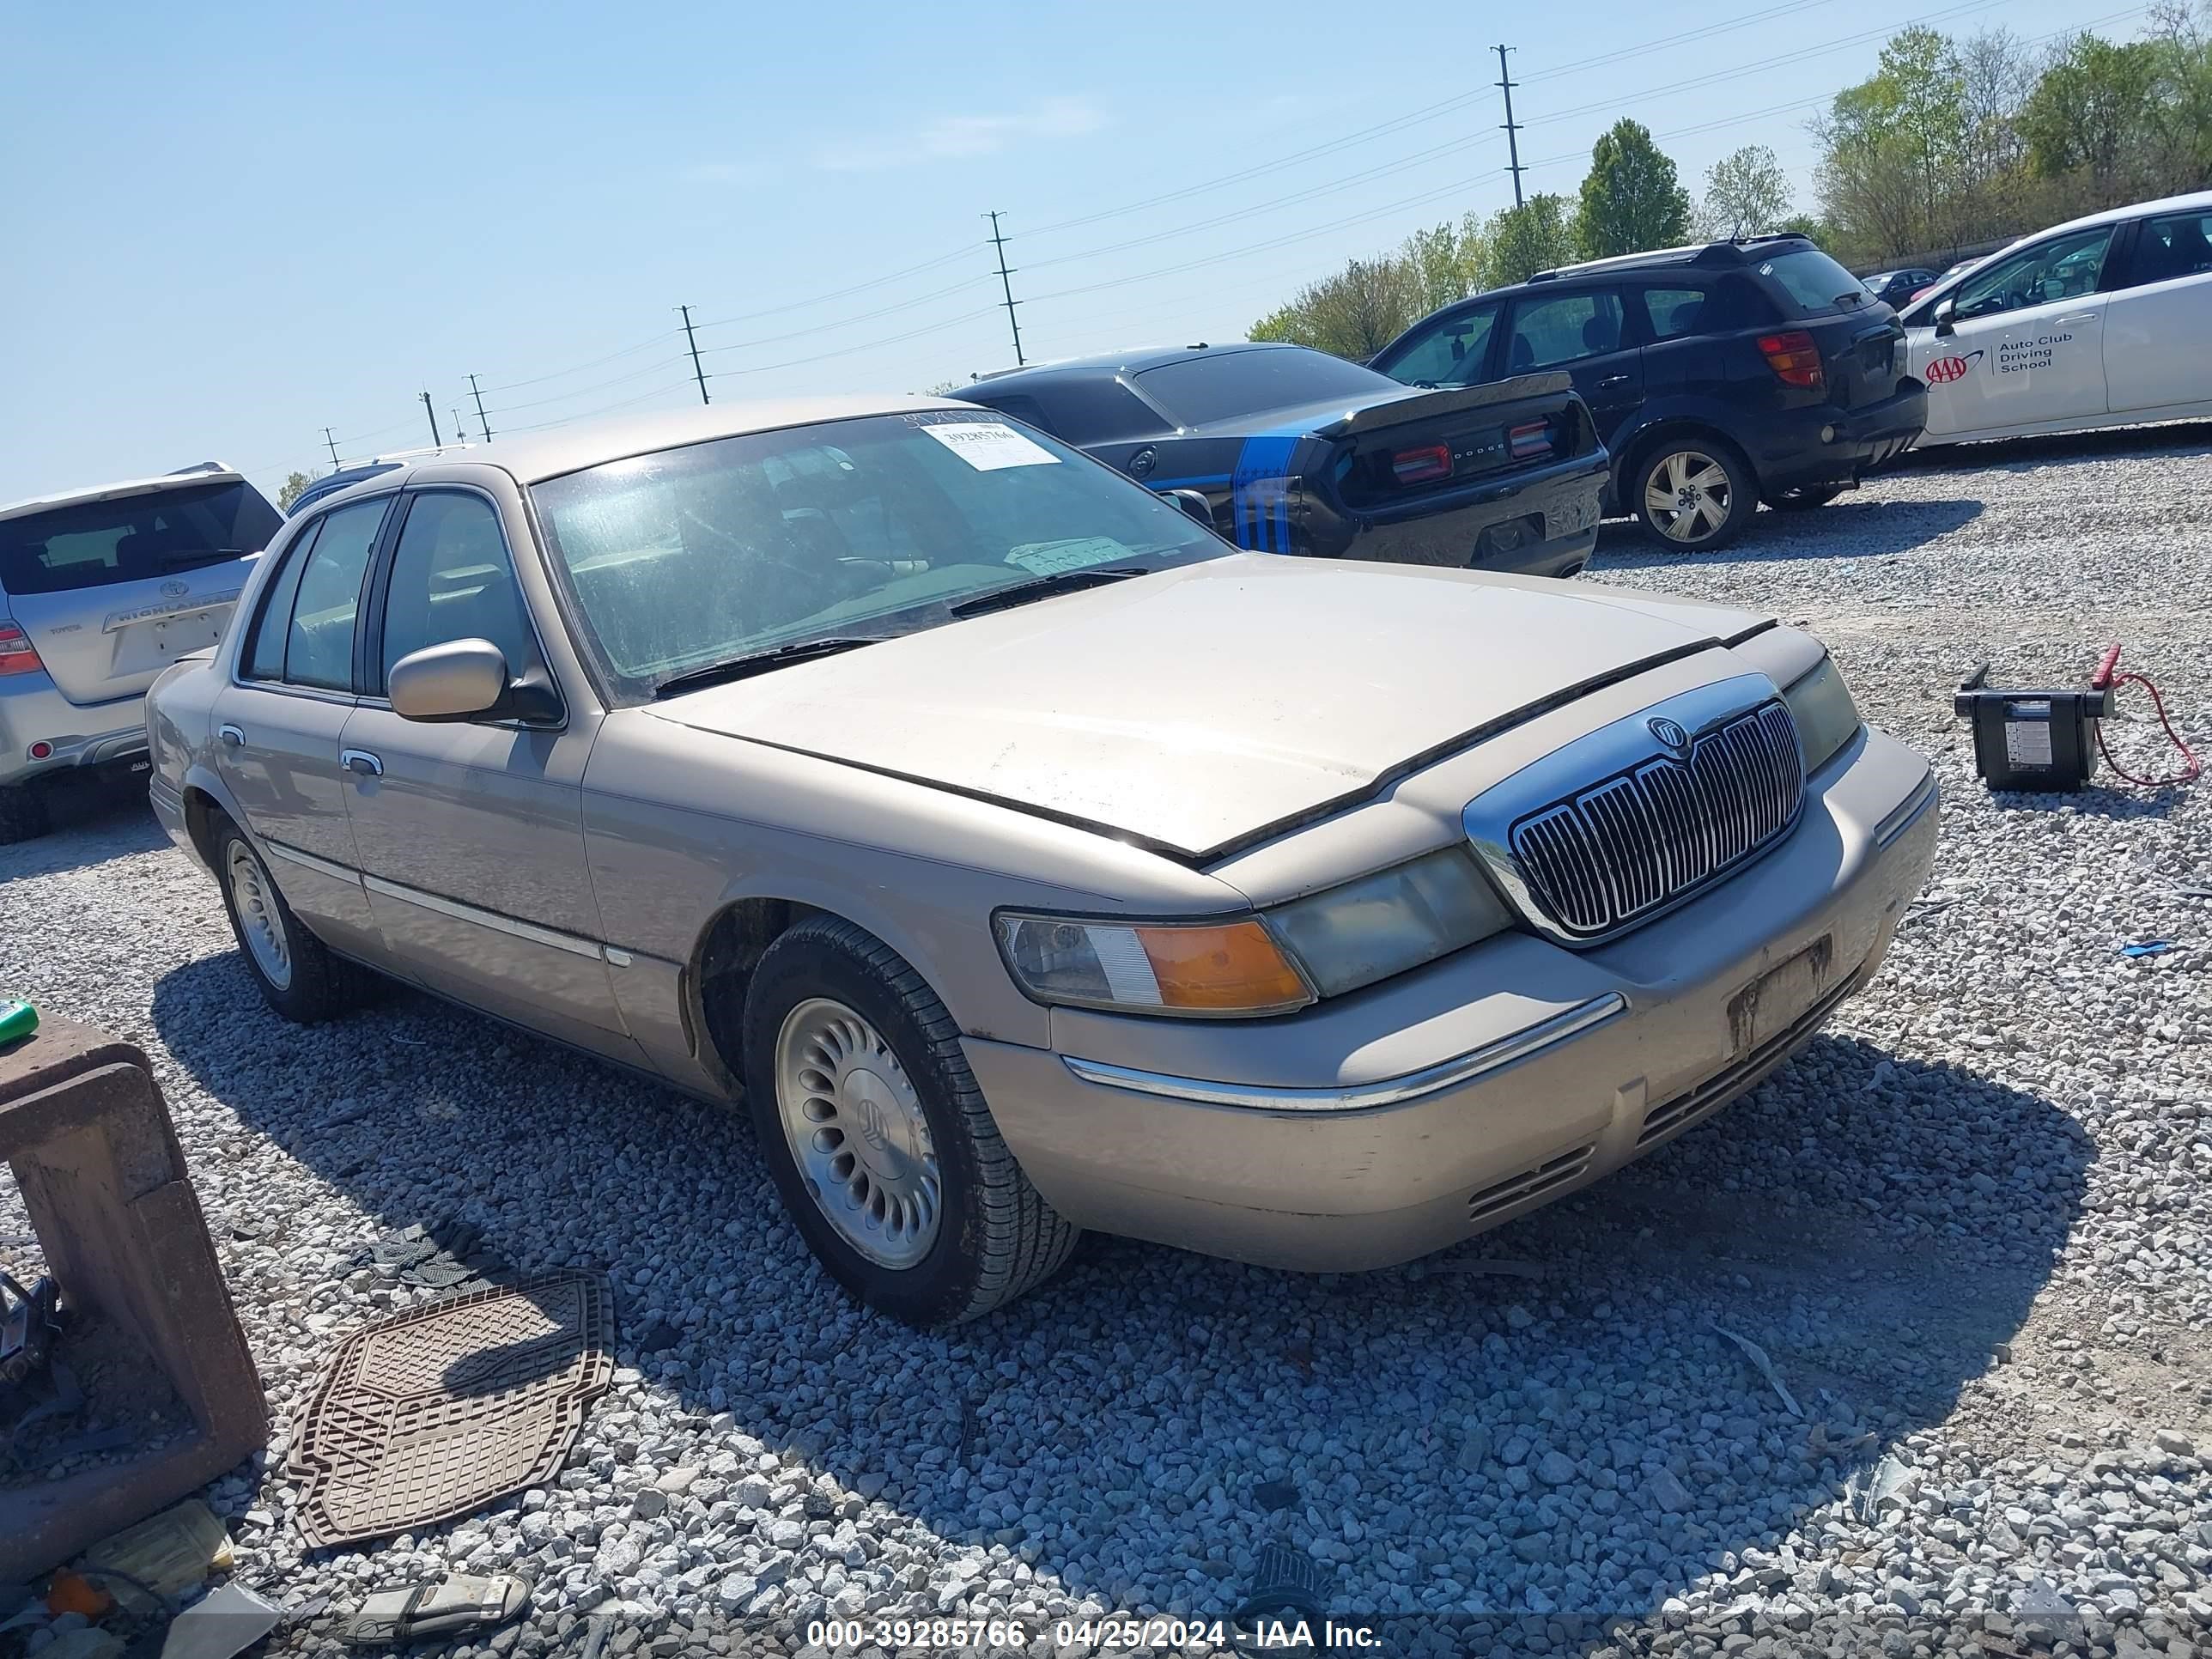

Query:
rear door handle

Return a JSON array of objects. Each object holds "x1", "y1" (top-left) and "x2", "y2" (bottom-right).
[
  {"x1": 1595, "y1": 374, "x2": 1632, "y2": 388},
  {"x1": 217, "y1": 724, "x2": 244, "y2": 747},
  {"x1": 340, "y1": 749, "x2": 384, "y2": 777}
]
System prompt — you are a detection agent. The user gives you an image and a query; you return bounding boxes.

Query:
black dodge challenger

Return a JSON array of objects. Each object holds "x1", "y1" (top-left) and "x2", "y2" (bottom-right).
[{"x1": 955, "y1": 342, "x2": 1608, "y2": 576}]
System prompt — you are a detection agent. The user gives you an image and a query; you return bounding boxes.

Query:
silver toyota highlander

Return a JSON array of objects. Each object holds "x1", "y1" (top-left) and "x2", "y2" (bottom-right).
[
  {"x1": 2, "y1": 465, "x2": 279, "y2": 842},
  {"x1": 145, "y1": 398, "x2": 1941, "y2": 1327}
]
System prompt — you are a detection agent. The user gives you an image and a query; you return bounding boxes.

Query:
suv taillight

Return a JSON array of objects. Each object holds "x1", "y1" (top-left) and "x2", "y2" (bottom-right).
[
  {"x1": 1391, "y1": 444, "x2": 1453, "y2": 485},
  {"x1": 0, "y1": 618, "x2": 42, "y2": 677},
  {"x1": 1757, "y1": 331, "x2": 1825, "y2": 390}
]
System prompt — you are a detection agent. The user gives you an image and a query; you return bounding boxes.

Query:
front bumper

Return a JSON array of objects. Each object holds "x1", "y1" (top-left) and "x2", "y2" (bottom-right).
[
  {"x1": 0, "y1": 673, "x2": 149, "y2": 789},
  {"x1": 966, "y1": 724, "x2": 1940, "y2": 1272},
  {"x1": 1754, "y1": 380, "x2": 1928, "y2": 492}
]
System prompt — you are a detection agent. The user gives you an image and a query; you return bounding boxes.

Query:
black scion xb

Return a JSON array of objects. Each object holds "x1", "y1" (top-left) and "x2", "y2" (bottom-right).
[{"x1": 1368, "y1": 236, "x2": 1929, "y2": 551}]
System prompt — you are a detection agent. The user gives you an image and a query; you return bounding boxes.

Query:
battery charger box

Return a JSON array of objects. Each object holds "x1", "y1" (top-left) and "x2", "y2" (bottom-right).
[{"x1": 1954, "y1": 664, "x2": 2112, "y2": 791}]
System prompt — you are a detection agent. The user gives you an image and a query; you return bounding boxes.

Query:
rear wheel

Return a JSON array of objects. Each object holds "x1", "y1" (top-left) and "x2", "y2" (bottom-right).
[
  {"x1": 1766, "y1": 483, "x2": 1845, "y2": 511},
  {"x1": 1632, "y1": 438, "x2": 1753, "y2": 550},
  {"x1": 742, "y1": 916, "x2": 1079, "y2": 1327},
  {"x1": 0, "y1": 783, "x2": 51, "y2": 847},
  {"x1": 210, "y1": 809, "x2": 374, "y2": 1023}
]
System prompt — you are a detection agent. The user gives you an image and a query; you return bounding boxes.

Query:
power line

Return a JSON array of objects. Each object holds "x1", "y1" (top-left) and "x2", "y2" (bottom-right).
[
  {"x1": 696, "y1": 275, "x2": 979, "y2": 356},
  {"x1": 690, "y1": 242, "x2": 986, "y2": 332},
  {"x1": 985, "y1": 212, "x2": 1025, "y2": 366},
  {"x1": 474, "y1": 331, "x2": 678, "y2": 395},
  {"x1": 710, "y1": 308, "x2": 998, "y2": 380},
  {"x1": 1498, "y1": 46, "x2": 1525, "y2": 209},
  {"x1": 483, "y1": 356, "x2": 691, "y2": 416},
  {"x1": 499, "y1": 381, "x2": 696, "y2": 434}
]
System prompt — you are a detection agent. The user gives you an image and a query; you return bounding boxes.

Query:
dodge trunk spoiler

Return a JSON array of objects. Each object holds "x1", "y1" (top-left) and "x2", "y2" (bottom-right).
[{"x1": 1311, "y1": 371, "x2": 1577, "y2": 441}]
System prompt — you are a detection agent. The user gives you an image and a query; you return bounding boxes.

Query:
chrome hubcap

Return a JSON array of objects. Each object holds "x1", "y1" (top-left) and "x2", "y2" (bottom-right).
[
  {"x1": 774, "y1": 998, "x2": 941, "y2": 1268},
  {"x1": 1646, "y1": 450, "x2": 1731, "y2": 544},
  {"x1": 226, "y1": 841, "x2": 293, "y2": 990}
]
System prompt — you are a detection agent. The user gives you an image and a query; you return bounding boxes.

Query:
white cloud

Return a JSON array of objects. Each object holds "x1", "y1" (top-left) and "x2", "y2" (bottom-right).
[{"x1": 815, "y1": 97, "x2": 1106, "y2": 172}]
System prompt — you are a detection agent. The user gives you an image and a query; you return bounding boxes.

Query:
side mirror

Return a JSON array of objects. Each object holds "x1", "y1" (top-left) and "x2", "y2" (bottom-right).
[
  {"x1": 1933, "y1": 295, "x2": 1957, "y2": 337},
  {"x1": 388, "y1": 639, "x2": 562, "y2": 725},
  {"x1": 1163, "y1": 488, "x2": 1215, "y2": 528}
]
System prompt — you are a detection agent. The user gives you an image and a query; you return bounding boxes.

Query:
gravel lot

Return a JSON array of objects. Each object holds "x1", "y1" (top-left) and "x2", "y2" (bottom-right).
[{"x1": 4, "y1": 425, "x2": 2210, "y2": 1657}]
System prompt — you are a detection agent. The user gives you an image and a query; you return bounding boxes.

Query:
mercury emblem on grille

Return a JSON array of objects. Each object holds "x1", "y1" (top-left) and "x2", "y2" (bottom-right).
[{"x1": 1647, "y1": 715, "x2": 1692, "y2": 758}]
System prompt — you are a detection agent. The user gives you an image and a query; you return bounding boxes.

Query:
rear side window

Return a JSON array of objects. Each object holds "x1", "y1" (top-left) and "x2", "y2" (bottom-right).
[
  {"x1": 281, "y1": 496, "x2": 386, "y2": 691},
  {"x1": 969, "y1": 380, "x2": 1161, "y2": 447},
  {"x1": 1638, "y1": 286, "x2": 1709, "y2": 341},
  {"x1": 1376, "y1": 305, "x2": 1499, "y2": 386},
  {"x1": 377, "y1": 493, "x2": 540, "y2": 690},
  {"x1": 2125, "y1": 210, "x2": 2212, "y2": 287},
  {"x1": 1505, "y1": 289, "x2": 1626, "y2": 370},
  {"x1": 0, "y1": 478, "x2": 281, "y2": 597},
  {"x1": 1131, "y1": 349, "x2": 1397, "y2": 428},
  {"x1": 243, "y1": 522, "x2": 319, "y2": 681},
  {"x1": 1756, "y1": 248, "x2": 1873, "y2": 315},
  {"x1": 968, "y1": 392, "x2": 1060, "y2": 437}
]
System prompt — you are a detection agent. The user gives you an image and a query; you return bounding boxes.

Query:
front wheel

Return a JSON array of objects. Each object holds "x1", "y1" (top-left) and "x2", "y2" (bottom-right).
[
  {"x1": 1632, "y1": 439, "x2": 1753, "y2": 550},
  {"x1": 1766, "y1": 483, "x2": 1845, "y2": 511},
  {"x1": 742, "y1": 917, "x2": 1079, "y2": 1327},
  {"x1": 210, "y1": 810, "x2": 374, "y2": 1024}
]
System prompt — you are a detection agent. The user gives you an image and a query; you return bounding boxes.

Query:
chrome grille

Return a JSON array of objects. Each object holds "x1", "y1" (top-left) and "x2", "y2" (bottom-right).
[{"x1": 1508, "y1": 701, "x2": 1802, "y2": 939}]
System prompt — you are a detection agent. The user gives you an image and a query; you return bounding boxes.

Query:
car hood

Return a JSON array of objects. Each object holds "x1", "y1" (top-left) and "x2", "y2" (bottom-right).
[{"x1": 643, "y1": 556, "x2": 1771, "y2": 859}]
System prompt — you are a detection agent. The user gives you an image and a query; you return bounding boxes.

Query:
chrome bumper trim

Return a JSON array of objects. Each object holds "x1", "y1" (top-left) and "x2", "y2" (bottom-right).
[
  {"x1": 264, "y1": 837, "x2": 363, "y2": 886},
  {"x1": 1060, "y1": 992, "x2": 1630, "y2": 1113},
  {"x1": 1873, "y1": 769, "x2": 1940, "y2": 848}
]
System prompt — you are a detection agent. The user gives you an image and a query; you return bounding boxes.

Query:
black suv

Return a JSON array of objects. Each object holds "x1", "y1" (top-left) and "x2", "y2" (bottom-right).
[{"x1": 1368, "y1": 236, "x2": 1928, "y2": 550}]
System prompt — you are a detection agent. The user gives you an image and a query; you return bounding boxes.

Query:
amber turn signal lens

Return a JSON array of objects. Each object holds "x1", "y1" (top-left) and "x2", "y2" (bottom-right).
[{"x1": 1137, "y1": 921, "x2": 1310, "y2": 1012}]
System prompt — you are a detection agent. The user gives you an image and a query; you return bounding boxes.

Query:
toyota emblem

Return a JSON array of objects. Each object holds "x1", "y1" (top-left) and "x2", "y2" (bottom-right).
[
  {"x1": 160, "y1": 579, "x2": 190, "y2": 599},
  {"x1": 1648, "y1": 715, "x2": 1692, "y2": 757}
]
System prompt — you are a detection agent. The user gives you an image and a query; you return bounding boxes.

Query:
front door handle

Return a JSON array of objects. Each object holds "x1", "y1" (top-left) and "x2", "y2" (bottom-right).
[
  {"x1": 2051, "y1": 312, "x2": 2098, "y2": 325},
  {"x1": 1595, "y1": 374, "x2": 1632, "y2": 388},
  {"x1": 217, "y1": 724, "x2": 244, "y2": 747},
  {"x1": 340, "y1": 749, "x2": 384, "y2": 778}
]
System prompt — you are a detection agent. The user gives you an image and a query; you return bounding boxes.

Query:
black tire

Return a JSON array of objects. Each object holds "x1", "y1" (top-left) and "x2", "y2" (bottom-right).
[
  {"x1": 209, "y1": 809, "x2": 375, "y2": 1024},
  {"x1": 1630, "y1": 436, "x2": 1754, "y2": 551},
  {"x1": 742, "y1": 916, "x2": 1079, "y2": 1327},
  {"x1": 0, "y1": 783, "x2": 51, "y2": 847},
  {"x1": 1766, "y1": 483, "x2": 1845, "y2": 511}
]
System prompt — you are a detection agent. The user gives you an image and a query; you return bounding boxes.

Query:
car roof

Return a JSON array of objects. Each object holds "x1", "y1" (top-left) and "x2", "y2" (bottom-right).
[
  {"x1": 2021, "y1": 187, "x2": 2212, "y2": 240},
  {"x1": 966, "y1": 341, "x2": 1317, "y2": 388},
  {"x1": 0, "y1": 464, "x2": 251, "y2": 525},
  {"x1": 307, "y1": 396, "x2": 974, "y2": 498}
]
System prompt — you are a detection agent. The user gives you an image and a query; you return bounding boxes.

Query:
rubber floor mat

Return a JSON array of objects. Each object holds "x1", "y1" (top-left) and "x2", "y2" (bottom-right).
[{"x1": 289, "y1": 1272, "x2": 611, "y2": 1548}]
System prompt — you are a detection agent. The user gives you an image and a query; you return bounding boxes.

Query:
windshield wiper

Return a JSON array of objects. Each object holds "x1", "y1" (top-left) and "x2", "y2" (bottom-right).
[
  {"x1": 652, "y1": 635, "x2": 885, "y2": 698},
  {"x1": 946, "y1": 565, "x2": 1152, "y2": 620}
]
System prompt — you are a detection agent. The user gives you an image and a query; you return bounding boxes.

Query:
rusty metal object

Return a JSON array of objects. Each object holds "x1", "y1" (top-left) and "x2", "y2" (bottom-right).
[{"x1": 0, "y1": 1016, "x2": 270, "y2": 1581}]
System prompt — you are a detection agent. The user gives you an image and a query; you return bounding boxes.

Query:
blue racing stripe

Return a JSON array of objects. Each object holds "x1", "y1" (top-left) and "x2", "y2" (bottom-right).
[{"x1": 1231, "y1": 434, "x2": 1302, "y2": 551}]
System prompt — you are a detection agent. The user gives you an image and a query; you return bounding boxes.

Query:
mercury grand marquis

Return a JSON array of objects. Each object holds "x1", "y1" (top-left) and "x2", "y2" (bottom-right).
[{"x1": 147, "y1": 397, "x2": 1940, "y2": 1326}]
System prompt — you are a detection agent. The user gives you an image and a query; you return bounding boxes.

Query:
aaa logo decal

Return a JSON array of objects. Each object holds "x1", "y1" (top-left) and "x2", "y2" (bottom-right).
[{"x1": 1924, "y1": 350, "x2": 1984, "y2": 385}]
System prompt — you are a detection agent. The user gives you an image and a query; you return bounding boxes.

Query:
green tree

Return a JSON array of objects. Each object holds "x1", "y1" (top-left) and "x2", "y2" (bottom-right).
[
  {"x1": 1574, "y1": 120, "x2": 1692, "y2": 258},
  {"x1": 1696, "y1": 144, "x2": 1795, "y2": 239},
  {"x1": 1482, "y1": 194, "x2": 1579, "y2": 286},
  {"x1": 1399, "y1": 212, "x2": 1490, "y2": 314},
  {"x1": 277, "y1": 471, "x2": 313, "y2": 511},
  {"x1": 2021, "y1": 34, "x2": 2166, "y2": 204},
  {"x1": 1248, "y1": 257, "x2": 1415, "y2": 360}
]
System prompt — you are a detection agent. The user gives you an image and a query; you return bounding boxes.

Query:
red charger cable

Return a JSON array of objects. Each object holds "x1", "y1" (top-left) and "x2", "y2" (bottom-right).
[{"x1": 2090, "y1": 642, "x2": 2201, "y2": 787}]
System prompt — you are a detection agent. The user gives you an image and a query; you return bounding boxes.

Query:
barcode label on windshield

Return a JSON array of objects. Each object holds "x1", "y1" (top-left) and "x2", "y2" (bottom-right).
[{"x1": 921, "y1": 421, "x2": 1060, "y2": 471}]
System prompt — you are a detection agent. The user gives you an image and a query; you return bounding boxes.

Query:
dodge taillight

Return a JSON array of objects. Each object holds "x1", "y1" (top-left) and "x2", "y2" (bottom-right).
[
  {"x1": 1391, "y1": 444, "x2": 1453, "y2": 485},
  {"x1": 1757, "y1": 331, "x2": 1825, "y2": 390},
  {"x1": 0, "y1": 619, "x2": 41, "y2": 677},
  {"x1": 1508, "y1": 420, "x2": 1553, "y2": 459}
]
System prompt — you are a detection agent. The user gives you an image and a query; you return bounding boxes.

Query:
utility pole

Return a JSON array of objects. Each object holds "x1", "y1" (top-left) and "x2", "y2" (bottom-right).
[
  {"x1": 453, "y1": 408, "x2": 467, "y2": 446},
  {"x1": 984, "y1": 210, "x2": 1024, "y2": 366},
  {"x1": 678, "y1": 305, "x2": 710, "y2": 404},
  {"x1": 322, "y1": 428, "x2": 341, "y2": 470},
  {"x1": 1496, "y1": 45, "x2": 1526, "y2": 210},
  {"x1": 420, "y1": 392, "x2": 443, "y2": 447},
  {"x1": 468, "y1": 374, "x2": 493, "y2": 441}
]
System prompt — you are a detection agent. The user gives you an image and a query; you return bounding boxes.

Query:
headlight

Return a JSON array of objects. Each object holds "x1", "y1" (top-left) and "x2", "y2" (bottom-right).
[
  {"x1": 1783, "y1": 653, "x2": 1862, "y2": 775},
  {"x1": 995, "y1": 914, "x2": 1314, "y2": 1017},
  {"x1": 997, "y1": 848, "x2": 1513, "y2": 1018},
  {"x1": 1266, "y1": 848, "x2": 1511, "y2": 998}
]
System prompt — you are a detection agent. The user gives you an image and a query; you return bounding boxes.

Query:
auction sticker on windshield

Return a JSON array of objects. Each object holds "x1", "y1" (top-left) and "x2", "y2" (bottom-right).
[{"x1": 920, "y1": 420, "x2": 1060, "y2": 471}]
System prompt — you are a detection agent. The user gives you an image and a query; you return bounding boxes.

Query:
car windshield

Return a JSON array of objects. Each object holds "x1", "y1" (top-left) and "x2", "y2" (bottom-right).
[
  {"x1": 1756, "y1": 248, "x2": 1872, "y2": 314},
  {"x1": 1131, "y1": 348, "x2": 1395, "y2": 427},
  {"x1": 530, "y1": 410, "x2": 1224, "y2": 696},
  {"x1": 0, "y1": 478, "x2": 279, "y2": 596}
]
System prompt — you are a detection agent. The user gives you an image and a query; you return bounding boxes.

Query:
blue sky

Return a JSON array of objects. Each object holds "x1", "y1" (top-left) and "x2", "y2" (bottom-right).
[{"x1": 2, "y1": 0, "x2": 2127, "y2": 504}]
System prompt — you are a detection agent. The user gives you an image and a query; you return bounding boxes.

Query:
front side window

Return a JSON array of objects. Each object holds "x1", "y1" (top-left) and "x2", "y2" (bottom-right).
[
  {"x1": 378, "y1": 492, "x2": 539, "y2": 690},
  {"x1": 0, "y1": 478, "x2": 280, "y2": 597},
  {"x1": 1376, "y1": 306, "x2": 1499, "y2": 386},
  {"x1": 281, "y1": 496, "x2": 386, "y2": 692},
  {"x1": 1954, "y1": 227, "x2": 2114, "y2": 320},
  {"x1": 1506, "y1": 289, "x2": 1626, "y2": 370},
  {"x1": 531, "y1": 411, "x2": 1222, "y2": 698},
  {"x1": 2126, "y1": 210, "x2": 2212, "y2": 287}
]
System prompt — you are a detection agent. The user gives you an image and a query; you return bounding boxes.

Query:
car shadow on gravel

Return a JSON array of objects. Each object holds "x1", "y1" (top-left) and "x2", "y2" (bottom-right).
[
  {"x1": 0, "y1": 775, "x2": 167, "y2": 883},
  {"x1": 148, "y1": 951, "x2": 2092, "y2": 1648},
  {"x1": 1893, "y1": 417, "x2": 2212, "y2": 474},
  {"x1": 1592, "y1": 495, "x2": 1984, "y2": 574}
]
